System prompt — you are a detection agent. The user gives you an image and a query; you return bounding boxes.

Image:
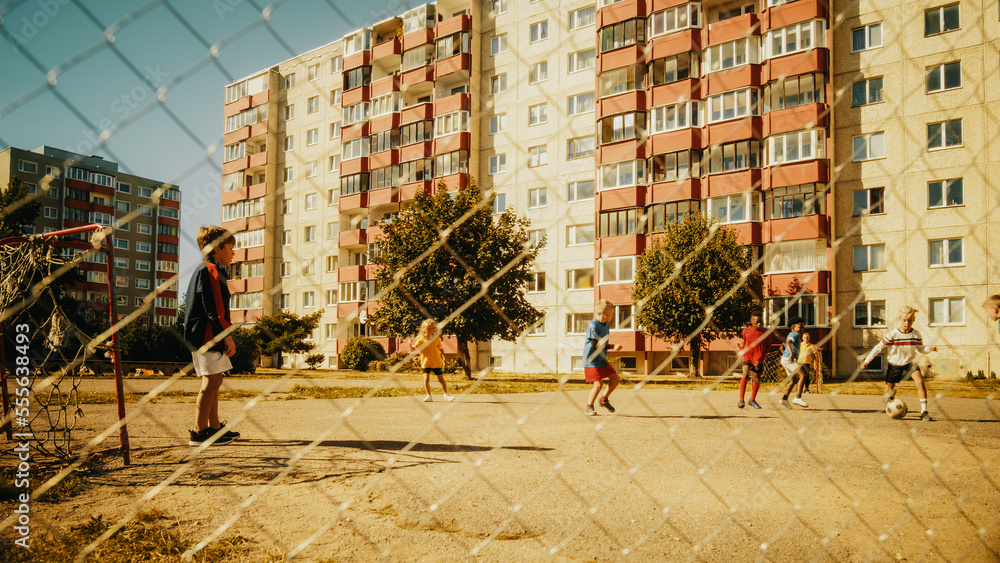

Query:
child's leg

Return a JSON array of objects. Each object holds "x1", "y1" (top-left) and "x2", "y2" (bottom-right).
[
  {"x1": 782, "y1": 369, "x2": 796, "y2": 397},
  {"x1": 587, "y1": 380, "x2": 604, "y2": 407},
  {"x1": 795, "y1": 369, "x2": 806, "y2": 397},
  {"x1": 435, "y1": 372, "x2": 449, "y2": 394},
  {"x1": 911, "y1": 369, "x2": 929, "y2": 414},
  {"x1": 739, "y1": 364, "x2": 749, "y2": 400},
  {"x1": 602, "y1": 371, "x2": 620, "y2": 401},
  {"x1": 885, "y1": 381, "x2": 896, "y2": 398},
  {"x1": 423, "y1": 370, "x2": 433, "y2": 395},
  {"x1": 195, "y1": 373, "x2": 224, "y2": 431},
  {"x1": 749, "y1": 366, "x2": 761, "y2": 400}
]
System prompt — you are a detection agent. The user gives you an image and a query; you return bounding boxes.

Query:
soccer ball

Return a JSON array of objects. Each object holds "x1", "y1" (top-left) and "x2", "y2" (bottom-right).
[{"x1": 886, "y1": 398, "x2": 908, "y2": 419}]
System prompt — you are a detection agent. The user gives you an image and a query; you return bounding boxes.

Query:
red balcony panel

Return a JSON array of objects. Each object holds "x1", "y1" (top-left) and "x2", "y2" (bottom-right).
[
  {"x1": 247, "y1": 214, "x2": 266, "y2": 230},
  {"x1": 65, "y1": 178, "x2": 95, "y2": 191},
  {"x1": 649, "y1": 79, "x2": 701, "y2": 107},
  {"x1": 645, "y1": 333, "x2": 679, "y2": 352},
  {"x1": 92, "y1": 203, "x2": 113, "y2": 215},
  {"x1": 764, "y1": 271, "x2": 830, "y2": 296},
  {"x1": 596, "y1": 91, "x2": 646, "y2": 118},
  {"x1": 436, "y1": 173, "x2": 468, "y2": 191},
  {"x1": 434, "y1": 53, "x2": 472, "y2": 80},
  {"x1": 154, "y1": 308, "x2": 177, "y2": 317},
  {"x1": 250, "y1": 89, "x2": 269, "y2": 107},
  {"x1": 221, "y1": 186, "x2": 250, "y2": 204},
  {"x1": 703, "y1": 169, "x2": 763, "y2": 196},
  {"x1": 434, "y1": 93, "x2": 470, "y2": 115},
  {"x1": 233, "y1": 248, "x2": 247, "y2": 262},
  {"x1": 340, "y1": 192, "x2": 368, "y2": 211},
  {"x1": 249, "y1": 121, "x2": 267, "y2": 138},
  {"x1": 157, "y1": 217, "x2": 180, "y2": 228},
  {"x1": 159, "y1": 235, "x2": 179, "y2": 245},
  {"x1": 222, "y1": 156, "x2": 250, "y2": 175},
  {"x1": 246, "y1": 277, "x2": 264, "y2": 292},
  {"x1": 648, "y1": 28, "x2": 701, "y2": 59},
  {"x1": 160, "y1": 198, "x2": 180, "y2": 210},
  {"x1": 597, "y1": 185, "x2": 645, "y2": 211},
  {"x1": 401, "y1": 65, "x2": 434, "y2": 87},
  {"x1": 704, "y1": 65, "x2": 763, "y2": 96},
  {"x1": 365, "y1": 265, "x2": 380, "y2": 279},
  {"x1": 763, "y1": 103, "x2": 828, "y2": 137},
  {"x1": 64, "y1": 199, "x2": 89, "y2": 212},
  {"x1": 156, "y1": 271, "x2": 175, "y2": 281},
  {"x1": 248, "y1": 151, "x2": 267, "y2": 168},
  {"x1": 597, "y1": 0, "x2": 645, "y2": 27},
  {"x1": 231, "y1": 310, "x2": 248, "y2": 323},
  {"x1": 340, "y1": 157, "x2": 368, "y2": 176},
  {"x1": 703, "y1": 13, "x2": 760, "y2": 45},
  {"x1": 341, "y1": 121, "x2": 369, "y2": 141},
  {"x1": 764, "y1": 214, "x2": 829, "y2": 244},
  {"x1": 246, "y1": 246, "x2": 265, "y2": 261},
  {"x1": 248, "y1": 182, "x2": 267, "y2": 199},
  {"x1": 369, "y1": 150, "x2": 399, "y2": 169},
  {"x1": 366, "y1": 225, "x2": 385, "y2": 239},
  {"x1": 726, "y1": 221, "x2": 764, "y2": 245},
  {"x1": 436, "y1": 13, "x2": 471, "y2": 37},
  {"x1": 337, "y1": 302, "x2": 365, "y2": 321},
  {"x1": 340, "y1": 264, "x2": 365, "y2": 282},
  {"x1": 228, "y1": 278, "x2": 247, "y2": 293},
  {"x1": 763, "y1": 49, "x2": 828, "y2": 83},
  {"x1": 764, "y1": 0, "x2": 826, "y2": 30},
  {"x1": 648, "y1": 178, "x2": 702, "y2": 204},
  {"x1": 372, "y1": 37, "x2": 402, "y2": 62},
  {"x1": 596, "y1": 234, "x2": 645, "y2": 258},
  {"x1": 157, "y1": 253, "x2": 179, "y2": 263},
  {"x1": 95, "y1": 185, "x2": 115, "y2": 197},
  {"x1": 704, "y1": 116, "x2": 762, "y2": 145},
  {"x1": 597, "y1": 139, "x2": 645, "y2": 165},
  {"x1": 597, "y1": 45, "x2": 646, "y2": 74},
  {"x1": 764, "y1": 159, "x2": 828, "y2": 189},
  {"x1": 608, "y1": 331, "x2": 645, "y2": 352},
  {"x1": 371, "y1": 75, "x2": 401, "y2": 97},
  {"x1": 400, "y1": 180, "x2": 432, "y2": 200},
  {"x1": 648, "y1": 128, "x2": 704, "y2": 154},
  {"x1": 367, "y1": 186, "x2": 398, "y2": 206},
  {"x1": 223, "y1": 127, "x2": 250, "y2": 146},
  {"x1": 401, "y1": 102, "x2": 433, "y2": 124},
  {"x1": 63, "y1": 220, "x2": 89, "y2": 230},
  {"x1": 433, "y1": 132, "x2": 471, "y2": 155},
  {"x1": 222, "y1": 218, "x2": 248, "y2": 233},
  {"x1": 224, "y1": 97, "x2": 250, "y2": 117},
  {"x1": 596, "y1": 283, "x2": 634, "y2": 305},
  {"x1": 402, "y1": 27, "x2": 433, "y2": 51},
  {"x1": 342, "y1": 85, "x2": 370, "y2": 107},
  {"x1": 369, "y1": 113, "x2": 400, "y2": 134},
  {"x1": 399, "y1": 141, "x2": 432, "y2": 161},
  {"x1": 344, "y1": 50, "x2": 371, "y2": 70}
]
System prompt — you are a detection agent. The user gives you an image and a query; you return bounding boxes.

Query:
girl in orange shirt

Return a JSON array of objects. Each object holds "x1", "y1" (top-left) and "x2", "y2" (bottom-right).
[{"x1": 414, "y1": 319, "x2": 454, "y2": 402}]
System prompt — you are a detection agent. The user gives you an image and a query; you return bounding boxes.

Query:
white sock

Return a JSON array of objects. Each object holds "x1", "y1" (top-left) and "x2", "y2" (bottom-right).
[{"x1": 920, "y1": 399, "x2": 928, "y2": 412}]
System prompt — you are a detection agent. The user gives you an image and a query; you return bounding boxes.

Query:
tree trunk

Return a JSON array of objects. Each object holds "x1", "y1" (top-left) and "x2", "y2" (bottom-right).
[
  {"x1": 457, "y1": 340, "x2": 472, "y2": 380},
  {"x1": 689, "y1": 338, "x2": 702, "y2": 378}
]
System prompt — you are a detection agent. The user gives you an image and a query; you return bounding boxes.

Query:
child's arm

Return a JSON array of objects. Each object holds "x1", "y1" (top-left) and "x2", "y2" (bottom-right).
[{"x1": 861, "y1": 336, "x2": 889, "y2": 368}]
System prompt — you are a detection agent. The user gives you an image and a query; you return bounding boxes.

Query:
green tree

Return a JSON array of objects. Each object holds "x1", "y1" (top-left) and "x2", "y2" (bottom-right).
[
  {"x1": 370, "y1": 179, "x2": 543, "y2": 379},
  {"x1": 230, "y1": 327, "x2": 262, "y2": 374},
  {"x1": 632, "y1": 213, "x2": 762, "y2": 377},
  {"x1": 0, "y1": 177, "x2": 41, "y2": 236},
  {"x1": 252, "y1": 310, "x2": 323, "y2": 367}
]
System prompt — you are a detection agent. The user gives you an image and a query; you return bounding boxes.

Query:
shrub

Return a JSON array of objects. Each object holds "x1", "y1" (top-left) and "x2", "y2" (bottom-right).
[
  {"x1": 442, "y1": 357, "x2": 461, "y2": 374},
  {"x1": 305, "y1": 354, "x2": 326, "y2": 370},
  {"x1": 230, "y1": 327, "x2": 261, "y2": 374},
  {"x1": 371, "y1": 351, "x2": 420, "y2": 373},
  {"x1": 340, "y1": 337, "x2": 386, "y2": 371}
]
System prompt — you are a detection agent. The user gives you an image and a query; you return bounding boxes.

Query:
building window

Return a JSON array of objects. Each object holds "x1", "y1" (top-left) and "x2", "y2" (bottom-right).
[
  {"x1": 600, "y1": 112, "x2": 646, "y2": 143},
  {"x1": 928, "y1": 178, "x2": 963, "y2": 208},
  {"x1": 330, "y1": 88, "x2": 342, "y2": 107},
  {"x1": 529, "y1": 20, "x2": 548, "y2": 43},
  {"x1": 400, "y1": 120, "x2": 431, "y2": 145},
  {"x1": 765, "y1": 129, "x2": 825, "y2": 166},
  {"x1": 303, "y1": 259, "x2": 315, "y2": 276},
  {"x1": 764, "y1": 239, "x2": 826, "y2": 274},
  {"x1": 852, "y1": 132, "x2": 886, "y2": 161},
  {"x1": 527, "y1": 188, "x2": 548, "y2": 209},
  {"x1": 342, "y1": 138, "x2": 369, "y2": 160},
  {"x1": 306, "y1": 161, "x2": 318, "y2": 178},
  {"x1": 706, "y1": 88, "x2": 757, "y2": 124},
  {"x1": 765, "y1": 20, "x2": 825, "y2": 59},
  {"x1": 489, "y1": 154, "x2": 507, "y2": 175},
  {"x1": 326, "y1": 289, "x2": 338, "y2": 305},
  {"x1": 344, "y1": 66, "x2": 371, "y2": 90},
  {"x1": 567, "y1": 180, "x2": 595, "y2": 202},
  {"x1": 492, "y1": 193, "x2": 507, "y2": 214},
  {"x1": 137, "y1": 242, "x2": 151, "y2": 253},
  {"x1": 767, "y1": 184, "x2": 825, "y2": 219},
  {"x1": 647, "y1": 200, "x2": 701, "y2": 232},
  {"x1": 283, "y1": 167, "x2": 294, "y2": 182},
  {"x1": 851, "y1": 77, "x2": 884, "y2": 107},
  {"x1": 529, "y1": 103, "x2": 548, "y2": 125},
  {"x1": 489, "y1": 113, "x2": 507, "y2": 135},
  {"x1": 284, "y1": 136, "x2": 294, "y2": 152},
  {"x1": 18, "y1": 160, "x2": 37, "y2": 174},
  {"x1": 927, "y1": 119, "x2": 962, "y2": 150},
  {"x1": 599, "y1": 18, "x2": 645, "y2": 53},
  {"x1": 598, "y1": 208, "x2": 640, "y2": 238},
  {"x1": 649, "y1": 3, "x2": 700, "y2": 37},
  {"x1": 851, "y1": 23, "x2": 882, "y2": 52},
  {"x1": 610, "y1": 304, "x2": 634, "y2": 331},
  {"x1": 136, "y1": 260, "x2": 151, "y2": 271},
  {"x1": 854, "y1": 243, "x2": 886, "y2": 272},
  {"x1": 527, "y1": 272, "x2": 546, "y2": 293},
  {"x1": 329, "y1": 122, "x2": 341, "y2": 139},
  {"x1": 434, "y1": 111, "x2": 470, "y2": 137},
  {"x1": 527, "y1": 229, "x2": 546, "y2": 247},
  {"x1": 491, "y1": 0, "x2": 507, "y2": 14},
  {"x1": 929, "y1": 297, "x2": 964, "y2": 326},
  {"x1": 307, "y1": 128, "x2": 319, "y2": 146},
  {"x1": 305, "y1": 193, "x2": 318, "y2": 210},
  {"x1": 136, "y1": 279, "x2": 150, "y2": 290},
  {"x1": 599, "y1": 65, "x2": 645, "y2": 97},
  {"x1": 648, "y1": 52, "x2": 699, "y2": 86},
  {"x1": 137, "y1": 224, "x2": 152, "y2": 234},
  {"x1": 567, "y1": 136, "x2": 596, "y2": 159},
  {"x1": 567, "y1": 224, "x2": 595, "y2": 246},
  {"x1": 116, "y1": 181, "x2": 130, "y2": 193},
  {"x1": 281, "y1": 230, "x2": 291, "y2": 245},
  {"x1": 325, "y1": 323, "x2": 337, "y2": 340},
  {"x1": 434, "y1": 150, "x2": 468, "y2": 177},
  {"x1": 766, "y1": 294, "x2": 828, "y2": 327},
  {"x1": 704, "y1": 37, "x2": 759, "y2": 73},
  {"x1": 280, "y1": 261, "x2": 291, "y2": 278},
  {"x1": 284, "y1": 104, "x2": 295, "y2": 121},
  {"x1": 927, "y1": 61, "x2": 961, "y2": 93},
  {"x1": 567, "y1": 313, "x2": 591, "y2": 335},
  {"x1": 304, "y1": 225, "x2": 317, "y2": 242},
  {"x1": 279, "y1": 294, "x2": 290, "y2": 310},
  {"x1": 568, "y1": 5, "x2": 595, "y2": 30},
  {"x1": 43, "y1": 207, "x2": 57, "y2": 219},
  {"x1": 330, "y1": 55, "x2": 342, "y2": 74},
  {"x1": 529, "y1": 61, "x2": 548, "y2": 84},
  {"x1": 855, "y1": 300, "x2": 887, "y2": 327},
  {"x1": 708, "y1": 192, "x2": 762, "y2": 224},
  {"x1": 307, "y1": 96, "x2": 319, "y2": 113},
  {"x1": 567, "y1": 49, "x2": 596, "y2": 73},
  {"x1": 567, "y1": 92, "x2": 595, "y2": 115},
  {"x1": 343, "y1": 102, "x2": 370, "y2": 126},
  {"x1": 527, "y1": 145, "x2": 548, "y2": 167},
  {"x1": 491, "y1": 34, "x2": 508, "y2": 55},
  {"x1": 599, "y1": 160, "x2": 646, "y2": 190},
  {"x1": 707, "y1": 140, "x2": 760, "y2": 174},
  {"x1": 490, "y1": 73, "x2": 507, "y2": 94},
  {"x1": 929, "y1": 238, "x2": 963, "y2": 267},
  {"x1": 925, "y1": 4, "x2": 960, "y2": 36},
  {"x1": 566, "y1": 269, "x2": 595, "y2": 291}
]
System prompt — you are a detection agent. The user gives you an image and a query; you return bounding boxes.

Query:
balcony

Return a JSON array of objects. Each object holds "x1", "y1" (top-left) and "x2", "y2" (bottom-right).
[
  {"x1": 401, "y1": 64, "x2": 434, "y2": 87},
  {"x1": 608, "y1": 331, "x2": 645, "y2": 352},
  {"x1": 703, "y1": 65, "x2": 763, "y2": 96},
  {"x1": 371, "y1": 37, "x2": 401, "y2": 64},
  {"x1": 596, "y1": 90, "x2": 646, "y2": 118},
  {"x1": 703, "y1": 13, "x2": 760, "y2": 45},
  {"x1": 724, "y1": 221, "x2": 764, "y2": 245},
  {"x1": 763, "y1": 49, "x2": 828, "y2": 83},
  {"x1": 342, "y1": 86, "x2": 370, "y2": 107},
  {"x1": 344, "y1": 50, "x2": 371, "y2": 70},
  {"x1": 763, "y1": 159, "x2": 829, "y2": 190},
  {"x1": 434, "y1": 92, "x2": 470, "y2": 115},
  {"x1": 248, "y1": 181, "x2": 267, "y2": 199},
  {"x1": 400, "y1": 180, "x2": 432, "y2": 201},
  {"x1": 339, "y1": 264, "x2": 367, "y2": 282},
  {"x1": 339, "y1": 227, "x2": 368, "y2": 248},
  {"x1": 435, "y1": 173, "x2": 468, "y2": 192},
  {"x1": 224, "y1": 96, "x2": 250, "y2": 117},
  {"x1": 596, "y1": 139, "x2": 644, "y2": 166},
  {"x1": 597, "y1": 45, "x2": 646, "y2": 74},
  {"x1": 763, "y1": 103, "x2": 828, "y2": 137},
  {"x1": 596, "y1": 234, "x2": 645, "y2": 259},
  {"x1": 763, "y1": 0, "x2": 826, "y2": 31},
  {"x1": 595, "y1": 283, "x2": 635, "y2": 305},
  {"x1": 340, "y1": 157, "x2": 368, "y2": 177},
  {"x1": 434, "y1": 53, "x2": 472, "y2": 80},
  {"x1": 704, "y1": 116, "x2": 762, "y2": 145},
  {"x1": 432, "y1": 132, "x2": 470, "y2": 155},
  {"x1": 402, "y1": 27, "x2": 433, "y2": 51},
  {"x1": 597, "y1": 185, "x2": 645, "y2": 211},
  {"x1": 597, "y1": 0, "x2": 645, "y2": 27},
  {"x1": 367, "y1": 186, "x2": 399, "y2": 206},
  {"x1": 400, "y1": 102, "x2": 433, "y2": 124},
  {"x1": 340, "y1": 192, "x2": 368, "y2": 211},
  {"x1": 369, "y1": 149, "x2": 399, "y2": 169},
  {"x1": 435, "y1": 13, "x2": 471, "y2": 37},
  {"x1": 399, "y1": 141, "x2": 432, "y2": 161},
  {"x1": 764, "y1": 271, "x2": 830, "y2": 296},
  {"x1": 221, "y1": 185, "x2": 248, "y2": 204},
  {"x1": 369, "y1": 113, "x2": 401, "y2": 134},
  {"x1": 248, "y1": 151, "x2": 267, "y2": 168},
  {"x1": 647, "y1": 28, "x2": 702, "y2": 59},
  {"x1": 648, "y1": 79, "x2": 702, "y2": 108},
  {"x1": 764, "y1": 214, "x2": 829, "y2": 244},
  {"x1": 371, "y1": 75, "x2": 401, "y2": 97},
  {"x1": 703, "y1": 169, "x2": 763, "y2": 197},
  {"x1": 647, "y1": 127, "x2": 704, "y2": 154},
  {"x1": 647, "y1": 179, "x2": 702, "y2": 204}
]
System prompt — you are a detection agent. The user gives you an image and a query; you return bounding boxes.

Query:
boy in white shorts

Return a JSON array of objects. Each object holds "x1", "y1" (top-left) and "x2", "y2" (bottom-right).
[{"x1": 780, "y1": 317, "x2": 808, "y2": 408}]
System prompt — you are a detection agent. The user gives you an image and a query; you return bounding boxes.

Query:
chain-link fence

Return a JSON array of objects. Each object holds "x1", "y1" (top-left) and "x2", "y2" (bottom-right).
[{"x1": 2, "y1": 0, "x2": 1000, "y2": 560}]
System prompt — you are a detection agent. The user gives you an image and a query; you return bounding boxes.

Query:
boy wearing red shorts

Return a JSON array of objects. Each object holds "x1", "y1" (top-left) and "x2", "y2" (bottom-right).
[{"x1": 583, "y1": 300, "x2": 621, "y2": 416}]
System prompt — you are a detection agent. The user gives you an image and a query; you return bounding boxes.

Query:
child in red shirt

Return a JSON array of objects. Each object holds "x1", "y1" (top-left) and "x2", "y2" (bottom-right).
[{"x1": 737, "y1": 311, "x2": 770, "y2": 409}]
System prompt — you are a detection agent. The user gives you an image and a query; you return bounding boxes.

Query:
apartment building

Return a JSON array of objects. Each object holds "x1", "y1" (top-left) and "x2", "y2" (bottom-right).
[
  {"x1": 0, "y1": 145, "x2": 181, "y2": 326},
  {"x1": 222, "y1": 0, "x2": 997, "y2": 377}
]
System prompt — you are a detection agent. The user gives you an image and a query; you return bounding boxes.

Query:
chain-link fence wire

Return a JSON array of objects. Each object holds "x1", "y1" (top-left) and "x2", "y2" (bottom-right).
[{"x1": 1, "y1": 0, "x2": 999, "y2": 560}]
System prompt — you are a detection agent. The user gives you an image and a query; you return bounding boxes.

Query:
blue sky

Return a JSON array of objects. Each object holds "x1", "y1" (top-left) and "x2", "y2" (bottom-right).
[{"x1": 0, "y1": 0, "x2": 410, "y2": 273}]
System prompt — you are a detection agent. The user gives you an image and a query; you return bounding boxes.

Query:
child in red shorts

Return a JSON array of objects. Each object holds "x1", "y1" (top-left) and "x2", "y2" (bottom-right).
[{"x1": 583, "y1": 300, "x2": 622, "y2": 416}]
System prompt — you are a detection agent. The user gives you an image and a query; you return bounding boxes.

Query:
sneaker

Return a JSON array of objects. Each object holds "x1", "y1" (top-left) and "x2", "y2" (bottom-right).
[
  {"x1": 214, "y1": 421, "x2": 240, "y2": 440},
  {"x1": 189, "y1": 428, "x2": 234, "y2": 446},
  {"x1": 738, "y1": 400, "x2": 745, "y2": 409},
  {"x1": 920, "y1": 411, "x2": 933, "y2": 421},
  {"x1": 443, "y1": 394, "x2": 455, "y2": 402},
  {"x1": 599, "y1": 398, "x2": 615, "y2": 413},
  {"x1": 792, "y1": 397, "x2": 808, "y2": 408},
  {"x1": 423, "y1": 395, "x2": 433, "y2": 402},
  {"x1": 780, "y1": 398, "x2": 792, "y2": 409},
  {"x1": 749, "y1": 400, "x2": 762, "y2": 409},
  {"x1": 584, "y1": 405, "x2": 597, "y2": 416}
]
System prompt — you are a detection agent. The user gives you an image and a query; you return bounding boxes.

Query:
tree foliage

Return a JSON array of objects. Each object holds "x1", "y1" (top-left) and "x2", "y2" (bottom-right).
[
  {"x1": 632, "y1": 213, "x2": 762, "y2": 376},
  {"x1": 370, "y1": 179, "x2": 543, "y2": 379},
  {"x1": 0, "y1": 177, "x2": 41, "y2": 236},
  {"x1": 252, "y1": 310, "x2": 323, "y2": 358},
  {"x1": 230, "y1": 327, "x2": 262, "y2": 374},
  {"x1": 340, "y1": 337, "x2": 385, "y2": 371}
]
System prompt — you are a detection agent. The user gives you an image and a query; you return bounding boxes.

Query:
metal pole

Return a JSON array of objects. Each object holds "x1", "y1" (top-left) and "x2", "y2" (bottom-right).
[{"x1": 101, "y1": 230, "x2": 131, "y2": 465}]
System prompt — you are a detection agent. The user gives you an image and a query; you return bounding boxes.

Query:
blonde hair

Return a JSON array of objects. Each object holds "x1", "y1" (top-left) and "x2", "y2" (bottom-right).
[
  {"x1": 595, "y1": 299, "x2": 611, "y2": 313},
  {"x1": 197, "y1": 226, "x2": 235, "y2": 258},
  {"x1": 983, "y1": 295, "x2": 1000, "y2": 308},
  {"x1": 899, "y1": 306, "x2": 917, "y2": 320},
  {"x1": 417, "y1": 319, "x2": 437, "y2": 340}
]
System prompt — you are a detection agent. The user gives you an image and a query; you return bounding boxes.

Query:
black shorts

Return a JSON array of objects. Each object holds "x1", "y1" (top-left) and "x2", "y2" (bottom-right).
[
  {"x1": 885, "y1": 363, "x2": 916, "y2": 384},
  {"x1": 424, "y1": 367, "x2": 443, "y2": 376},
  {"x1": 741, "y1": 361, "x2": 763, "y2": 375}
]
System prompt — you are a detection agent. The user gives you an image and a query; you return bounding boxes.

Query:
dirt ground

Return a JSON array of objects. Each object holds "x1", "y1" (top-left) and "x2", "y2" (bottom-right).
[{"x1": 5, "y1": 380, "x2": 1000, "y2": 562}]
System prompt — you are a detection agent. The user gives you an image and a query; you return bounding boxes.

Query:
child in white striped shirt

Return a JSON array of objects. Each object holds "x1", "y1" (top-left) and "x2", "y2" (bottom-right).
[{"x1": 861, "y1": 306, "x2": 937, "y2": 420}]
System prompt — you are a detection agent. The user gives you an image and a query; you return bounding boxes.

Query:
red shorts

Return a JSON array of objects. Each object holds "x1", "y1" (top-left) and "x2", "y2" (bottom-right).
[{"x1": 584, "y1": 365, "x2": 617, "y2": 382}]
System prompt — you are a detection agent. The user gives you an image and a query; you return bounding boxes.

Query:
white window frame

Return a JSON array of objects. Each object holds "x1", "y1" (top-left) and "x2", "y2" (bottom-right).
[
  {"x1": 529, "y1": 103, "x2": 549, "y2": 125},
  {"x1": 928, "y1": 297, "x2": 965, "y2": 326},
  {"x1": 529, "y1": 20, "x2": 549, "y2": 43},
  {"x1": 854, "y1": 300, "x2": 887, "y2": 328},
  {"x1": 929, "y1": 238, "x2": 964, "y2": 267},
  {"x1": 852, "y1": 132, "x2": 886, "y2": 161},
  {"x1": 764, "y1": 239, "x2": 827, "y2": 274},
  {"x1": 567, "y1": 224, "x2": 595, "y2": 246},
  {"x1": 704, "y1": 37, "x2": 760, "y2": 74},
  {"x1": 489, "y1": 113, "x2": 507, "y2": 135},
  {"x1": 706, "y1": 88, "x2": 757, "y2": 124},
  {"x1": 765, "y1": 20, "x2": 825, "y2": 60},
  {"x1": 926, "y1": 61, "x2": 961, "y2": 93},
  {"x1": 851, "y1": 23, "x2": 882, "y2": 52},
  {"x1": 567, "y1": 92, "x2": 595, "y2": 116},
  {"x1": 529, "y1": 61, "x2": 549, "y2": 84},
  {"x1": 568, "y1": 6, "x2": 596, "y2": 30},
  {"x1": 766, "y1": 129, "x2": 825, "y2": 166},
  {"x1": 489, "y1": 154, "x2": 507, "y2": 175},
  {"x1": 927, "y1": 119, "x2": 962, "y2": 150},
  {"x1": 490, "y1": 73, "x2": 508, "y2": 95},
  {"x1": 527, "y1": 145, "x2": 548, "y2": 167},
  {"x1": 649, "y1": 2, "x2": 701, "y2": 38},
  {"x1": 567, "y1": 180, "x2": 595, "y2": 202},
  {"x1": 600, "y1": 256, "x2": 636, "y2": 284},
  {"x1": 528, "y1": 188, "x2": 547, "y2": 209},
  {"x1": 928, "y1": 178, "x2": 963, "y2": 209},
  {"x1": 649, "y1": 101, "x2": 701, "y2": 133},
  {"x1": 853, "y1": 243, "x2": 886, "y2": 272},
  {"x1": 491, "y1": 34, "x2": 508, "y2": 55},
  {"x1": 567, "y1": 49, "x2": 596, "y2": 73},
  {"x1": 599, "y1": 160, "x2": 646, "y2": 191},
  {"x1": 708, "y1": 192, "x2": 762, "y2": 224}
]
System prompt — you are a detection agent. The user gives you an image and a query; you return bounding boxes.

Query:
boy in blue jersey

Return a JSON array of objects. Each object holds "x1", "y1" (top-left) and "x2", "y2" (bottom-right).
[
  {"x1": 583, "y1": 300, "x2": 622, "y2": 416},
  {"x1": 779, "y1": 317, "x2": 808, "y2": 408}
]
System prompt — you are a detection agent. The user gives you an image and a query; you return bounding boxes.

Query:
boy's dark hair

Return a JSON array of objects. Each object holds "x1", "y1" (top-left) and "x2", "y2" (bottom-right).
[
  {"x1": 788, "y1": 316, "x2": 805, "y2": 328},
  {"x1": 749, "y1": 309, "x2": 763, "y2": 321},
  {"x1": 197, "y1": 226, "x2": 235, "y2": 258}
]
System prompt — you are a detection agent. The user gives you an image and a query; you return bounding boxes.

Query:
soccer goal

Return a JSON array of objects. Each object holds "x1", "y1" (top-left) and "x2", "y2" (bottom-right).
[{"x1": 0, "y1": 224, "x2": 131, "y2": 465}]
